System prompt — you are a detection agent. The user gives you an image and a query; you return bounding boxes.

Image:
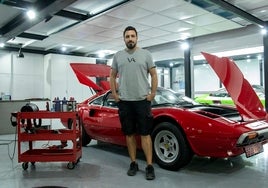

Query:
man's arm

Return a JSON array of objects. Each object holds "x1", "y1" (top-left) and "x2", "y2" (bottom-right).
[
  {"x1": 147, "y1": 67, "x2": 158, "y2": 101},
  {"x1": 109, "y1": 68, "x2": 120, "y2": 102}
]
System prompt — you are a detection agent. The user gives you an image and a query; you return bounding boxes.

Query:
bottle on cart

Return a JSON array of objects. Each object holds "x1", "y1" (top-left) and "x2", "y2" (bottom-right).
[
  {"x1": 68, "y1": 97, "x2": 76, "y2": 111},
  {"x1": 62, "y1": 97, "x2": 68, "y2": 112},
  {"x1": 46, "y1": 101, "x2": 50, "y2": 111},
  {"x1": 52, "y1": 97, "x2": 56, "y2": 111},
  {"x1": 54, "y1": 97, "x2": 61, "y2": 112}
]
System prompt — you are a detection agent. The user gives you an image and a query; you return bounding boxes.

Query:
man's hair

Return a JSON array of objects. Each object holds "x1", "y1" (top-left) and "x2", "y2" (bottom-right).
[{"x1": 123, "y1": 26, "x2": 137, "y2": 37}]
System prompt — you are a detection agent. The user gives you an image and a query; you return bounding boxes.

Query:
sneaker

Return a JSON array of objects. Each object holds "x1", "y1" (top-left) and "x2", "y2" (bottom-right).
[
  {"x1": 127, "y1": 162, "x2": 139, "y2": 176},
  {"x1": 145, "y1": 165, "x2": 155, "y2": 180}
]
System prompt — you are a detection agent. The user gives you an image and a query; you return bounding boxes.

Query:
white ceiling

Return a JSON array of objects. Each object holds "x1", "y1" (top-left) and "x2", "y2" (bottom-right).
[{"x1": 0, "y1": 0, "x2": 267, "y2": 59}]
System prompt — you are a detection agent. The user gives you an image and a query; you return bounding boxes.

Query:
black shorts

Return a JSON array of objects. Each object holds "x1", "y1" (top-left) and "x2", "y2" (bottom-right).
[{"x1": 117, "y1": 99, "x2": 153, "y2": 136}]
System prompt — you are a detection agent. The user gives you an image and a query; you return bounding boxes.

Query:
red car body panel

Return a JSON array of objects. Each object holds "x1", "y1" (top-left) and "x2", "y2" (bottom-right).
[
  {"x1": 151, "y1": 106, "x2": 245, "y2": 157},
  {"x1": 202, "y1": 52, "x2": 266, "y2": 119},
  {"x1": 66, "y1": 54, "x2": 268, "y2": 161},
  {"x1": 70, "y1": 63, "x2": 111, "y2": 91}
]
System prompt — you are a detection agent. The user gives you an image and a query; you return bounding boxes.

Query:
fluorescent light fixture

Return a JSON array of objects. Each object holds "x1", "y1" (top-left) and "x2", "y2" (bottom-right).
[{"x1": 193, "y1": 46, "x2": 264, "y2": 61}]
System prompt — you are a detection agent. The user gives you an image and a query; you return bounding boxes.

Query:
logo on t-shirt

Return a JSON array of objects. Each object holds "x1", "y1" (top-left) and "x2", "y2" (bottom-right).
[{"x1": 127, "y1": 57, "x2": 136, "y2": 63}]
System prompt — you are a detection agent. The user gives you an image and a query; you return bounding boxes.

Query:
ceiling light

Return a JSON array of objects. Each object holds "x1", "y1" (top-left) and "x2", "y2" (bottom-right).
[
  {"x1": 0, "y1": 43, "x2": 4, "y2": 48},
  {"x1": 26, "y1": 9, "x2": 36, "y2": 20},
  {"x1": 61, "y1": 46, "x2": 67, "y2": 52},
  {"x1": 261, "y1": 28, "x2": 267, "y2": 35},
  {"x1": 181, "y1": 42, "x2": 189, "y2": 50}
]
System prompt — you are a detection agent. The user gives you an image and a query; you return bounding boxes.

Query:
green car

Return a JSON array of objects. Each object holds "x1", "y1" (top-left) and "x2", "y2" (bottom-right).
[{"x1": 195, "y1": 85, "x2": 265, "y2": 106}]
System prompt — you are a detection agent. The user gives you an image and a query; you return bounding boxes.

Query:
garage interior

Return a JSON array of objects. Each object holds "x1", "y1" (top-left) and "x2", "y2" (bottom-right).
[{"x1": 1, "y1": 0, "x2": 268, "y2": 187}]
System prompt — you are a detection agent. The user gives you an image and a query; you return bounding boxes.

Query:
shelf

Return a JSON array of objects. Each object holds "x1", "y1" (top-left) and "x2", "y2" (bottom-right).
[
  {"x1": 19, "y1": 148, "x2": 82, "y2": 162},
  {"x1": 17, "y1": 111, "x2": 77, "y2": 119},
  {"x1": 19, "y1": 129, "x2": 80, "y2": 141},
  {"x1": 16, "y1": 111, "x2": 82, "y2": 169}
]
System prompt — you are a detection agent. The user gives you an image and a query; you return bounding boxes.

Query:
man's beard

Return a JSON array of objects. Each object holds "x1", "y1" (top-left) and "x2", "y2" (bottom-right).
[{"x1": 126, "y1": 42, "x2": 136, "y2": 49}]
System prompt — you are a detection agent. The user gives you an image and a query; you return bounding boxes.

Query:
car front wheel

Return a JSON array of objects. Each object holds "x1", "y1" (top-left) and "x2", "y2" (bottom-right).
[{"x1": 151, "y1": 122, "x2": 193, "y2": 171}]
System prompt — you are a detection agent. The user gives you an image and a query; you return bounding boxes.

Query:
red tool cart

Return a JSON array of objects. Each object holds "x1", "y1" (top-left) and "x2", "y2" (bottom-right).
[{"x1": 16, "y1": 111, "x2": 82, "y2": 170}]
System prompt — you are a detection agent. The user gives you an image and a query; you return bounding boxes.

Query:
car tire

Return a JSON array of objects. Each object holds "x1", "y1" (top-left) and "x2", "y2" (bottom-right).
[
  {"x1": 81, "y1": 123, "x2": 91, "y2": 146},
  {"x1": 151, "y1": 122, "x2": 193, "y2": 171}
]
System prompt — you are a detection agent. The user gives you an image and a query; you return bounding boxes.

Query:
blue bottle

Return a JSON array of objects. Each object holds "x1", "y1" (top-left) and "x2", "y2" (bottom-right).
[
  {"x1": 62, "y1": 97, "x2": 68, "y2": 112},
  {"x1": 54, "y1": 97, "x2": 61, "y2": 112}
]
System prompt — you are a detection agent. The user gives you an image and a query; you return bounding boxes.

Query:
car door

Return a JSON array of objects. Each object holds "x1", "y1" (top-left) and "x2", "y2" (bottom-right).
[
  {"x1": 100, "y1": 92, "x2": 125, "y2": 145},
  {"x1": 84, "y1": 92, "x2": 124, "y2": 145}
]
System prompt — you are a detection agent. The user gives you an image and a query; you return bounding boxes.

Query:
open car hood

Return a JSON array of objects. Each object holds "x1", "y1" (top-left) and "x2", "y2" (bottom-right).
[
  {"x1": 70, "y1": 63, "x2": 111, "y2": 91},
  {"x1": 202, "y1": 52, "x2": 266, "y2": 119}
]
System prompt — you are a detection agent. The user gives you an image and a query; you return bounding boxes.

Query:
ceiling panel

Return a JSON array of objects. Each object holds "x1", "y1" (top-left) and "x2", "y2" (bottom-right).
[
  {"x1": 0, "y1": 0, "x2": 267, "y2": 57},
  {"x1": 85, "y1": 15, "x2": 127, "y2": 28},
  {"x1": 139, "y1": 28, "x2": 171, "y2": 38},
  {"x1": 139, "y1": 38, "x2": 169, "y2": 48},
  {"x1": 130, "y1": 0, "x2": 184, "y2": 12},
  {"x1": 162, "y1": 21, "x2": 193, "y2": 33},
  {"x1": 183, "y1": 13, "x2": 227, "y2": 26},
  {"x1": 26, "y1": 16, "x2": 79, "y2": 35},
  {"x1": 159, "y1": 4, "x2": 208, "y2": 20},
  {"x1": 134, "y1": 13, "x2": 177, "y2": 27},
  {"x1": 96, "y1": 29, "x2": 122, "y2": 38},
  {"x1": 107, "y1": 4, "x2": 152, "y2": 20},
  {"x1": 0, "y1": 5, "x2": 21, "y2": 27},
  {"x1": 203, "y1": 20, "x2": 242, "y2": 32}
]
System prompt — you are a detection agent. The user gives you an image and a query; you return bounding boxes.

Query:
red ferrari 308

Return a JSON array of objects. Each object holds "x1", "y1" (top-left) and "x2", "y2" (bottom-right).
[{"x1": 66, "y1": 52, "x2": 268, "y2": 171}]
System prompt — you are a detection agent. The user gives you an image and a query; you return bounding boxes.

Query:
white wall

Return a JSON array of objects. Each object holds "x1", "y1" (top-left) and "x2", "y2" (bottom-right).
[
  {"x1": 193, "y1": 58, "x2": 261, "y2": 94},
  {"x1": 0, "y1": 51, "x2": 98, "y2": 103},
  {"x1": 194, "y1": 64, "x2": 220, "y2": 92},
  {"x1": 44, "y1": 53, "x2": 97, "y2": 103},
  {"x1": 0, "y1": 53, "x2": 12, "y2": 97},
  {"x1": 236, "y1": 59, "x2": 260, "y2": 85},
  {"x1": 0, "y1": 52, "x2": 44, "y2": 100}
]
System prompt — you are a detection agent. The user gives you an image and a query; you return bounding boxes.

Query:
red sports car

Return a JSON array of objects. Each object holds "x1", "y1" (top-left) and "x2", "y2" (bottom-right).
[{"x1": 67, "y1": 53, "x2": 268, "y2": 171}]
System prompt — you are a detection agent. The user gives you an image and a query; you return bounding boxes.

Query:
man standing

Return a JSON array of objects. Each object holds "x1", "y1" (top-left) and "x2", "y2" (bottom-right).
[{"x1": 110, "y1": 26, "x2": 158, "y2": 180}]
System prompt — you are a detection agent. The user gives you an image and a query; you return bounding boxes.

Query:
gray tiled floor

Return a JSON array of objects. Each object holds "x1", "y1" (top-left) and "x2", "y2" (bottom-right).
[{"x1": 1, "y1": 134, "x2": 268, "y2": 188}]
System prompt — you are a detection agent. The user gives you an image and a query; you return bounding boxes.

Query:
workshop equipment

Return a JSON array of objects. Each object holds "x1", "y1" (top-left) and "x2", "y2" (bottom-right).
[
  {"x1": 10, "y1": 103, "x2": 41, "y2": 129},
  {"x1": 15, "y1": 111, "x2": 82, "y2": 170}
]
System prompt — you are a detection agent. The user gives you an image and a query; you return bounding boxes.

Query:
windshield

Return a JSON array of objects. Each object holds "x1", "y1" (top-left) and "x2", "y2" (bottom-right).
[{"x1": 153, "y1": 89, "x2": 197, "y2": 106}]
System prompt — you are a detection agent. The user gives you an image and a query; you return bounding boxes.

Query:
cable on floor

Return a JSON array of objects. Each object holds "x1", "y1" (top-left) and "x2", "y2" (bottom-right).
[{"x1": 0, "y1": 127, "x2": 17, "y2": 161}]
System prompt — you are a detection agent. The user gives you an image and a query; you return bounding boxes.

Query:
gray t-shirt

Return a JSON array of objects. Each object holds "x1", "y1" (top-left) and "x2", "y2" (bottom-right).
[{"x1": 112, "y1": 48, "x2": 155, "y2": 101}]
